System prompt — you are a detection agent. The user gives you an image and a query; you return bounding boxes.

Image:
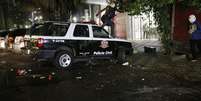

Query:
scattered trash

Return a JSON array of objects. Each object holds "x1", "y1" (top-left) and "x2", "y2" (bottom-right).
[
  {"x1": 28, "y1": 69, "x2": 32, "y2": 72},
  {"x1": 27, "y1": 49, "x2": 31, "y2": 55},
  {"x1": 16, "y1": 68, "x2": 27, "y2": 76},
  {"x1": 171, "y1": 55, "x2": 186, "y2": 61},
  {"x1": 95, "y1": 87, "x2": 101, "y2": 90},
  {"x1": 48, "y1": 75, "x2": 52, "y2": 80},
  {"x1": 40, "y1": 76, "x2": 46, "y2": 79},
  {"x1": 136, "y1": 65, "x2": 142, "y2": 68},
  {"x1": 100, "y1": 84, "x2": 104, "y2": 88},
  {"x1": 136, "y1": 86, "x2": 160, "y2": 94},
  {"x1": 32, "y1": 75, "x2": 36, "y2": 79},
  {"x1": 142, "y1": 67, "x2": 148, "y2": 70},
  {"x1": 51, "y1": 72, "x2": 55, "y2": 75},
  {"x1": 0, "y1": 53, "x2": 8, "y2": 56},
  {"x1": 75, "y1": 76, "x2": 82, "y2": 80},
  {"x1": 98, "y1": 73, "x2": 103, "y2": 76},
  {"x1": 122, "y1": 62, "x2": 129, "y2": 66},
  {"x1": 10, "y1": 68, "x2": 14, "y2": 72},
  {"x1": 124, "y1": 86, "x2": 160, "y2": 95},
  {"x1": 31, "y1": 74, "x2": 42, "y2": 79},
  {"x1": 95, "y1": 84, "x2": 105, "y2": 91},
  {"x1": 0, "y1": 61, "x2": 7, "y2": 64},
  {"x1": 142, "y1": 78, "x2": 145, "y2": 81}
]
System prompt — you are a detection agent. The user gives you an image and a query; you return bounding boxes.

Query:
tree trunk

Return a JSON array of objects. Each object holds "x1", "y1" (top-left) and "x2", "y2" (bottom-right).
[{"x1": 2, "y1": 5, "x2": 8, "y2": 30}]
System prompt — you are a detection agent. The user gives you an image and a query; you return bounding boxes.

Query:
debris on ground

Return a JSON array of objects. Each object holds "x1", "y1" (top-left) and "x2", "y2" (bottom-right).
[
  {"x1": 0, "y1": 61, "x2": 6, "y2": 64},
  {"x1": 122, "y1": 62, "x2": 129, "y2": 66},
  {"x1": 171, "y1": 54, "x2": 187, "y2": 61},
  {"x1": 0, "y1": 50, "x2": 201, "y2": 101},
  {"x1": 75, "y1": 76, "x2": 82, "y2": 80}
]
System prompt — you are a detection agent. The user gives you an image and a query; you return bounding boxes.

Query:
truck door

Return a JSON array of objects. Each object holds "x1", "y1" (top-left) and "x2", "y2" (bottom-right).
[
  {"x1": 72, "y1": 25, "x2": 92, "y2": 57},
  {"x1": 91, "y1": 26, "x2": 113, "y2": 57}
]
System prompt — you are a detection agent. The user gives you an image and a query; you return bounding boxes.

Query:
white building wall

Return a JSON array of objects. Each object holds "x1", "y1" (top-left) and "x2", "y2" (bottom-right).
[
  {"x1": 127, "y1": 15, "x2": 143, "y2": 40},
  {"x1": 85, "y1": 0, "x2": 107, "y2": 5},
  {"x1": 82, "y1": 0, "x2": 159, "y2": 41},
  {"x1": 127, "y1": 12, "x2": 159, "y2": 41}
]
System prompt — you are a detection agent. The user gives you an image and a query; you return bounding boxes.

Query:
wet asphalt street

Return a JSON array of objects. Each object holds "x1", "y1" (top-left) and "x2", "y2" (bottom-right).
[{"x1": 0, "y1": 50, "x2": 201, "y2": 101}]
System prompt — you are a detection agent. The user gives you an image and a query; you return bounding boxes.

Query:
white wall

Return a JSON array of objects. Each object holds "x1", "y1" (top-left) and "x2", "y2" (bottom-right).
[
  {"x1": 127, "y1": 12, "x2": 159, "y2": 41},
  {"x1": 83, "y1": 0, "x2": 159, "y2": 41},
  {"x1": 85, "y1": 0, "x2": 107, "y2": 5},
  {"x1": 127, "y1": 15, "x2": 143, "y2": 40}
]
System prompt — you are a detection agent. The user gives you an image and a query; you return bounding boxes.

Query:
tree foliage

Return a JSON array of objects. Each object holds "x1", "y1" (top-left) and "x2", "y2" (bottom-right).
[
  {"x1": 29, "y1": 0, "x2": 82, "y2": 21},
  {"x1": 124, "y1": 0, "x2": 201, "y2": 54},
  {"x1": 0, "y1": 0, "x2": 82, "y2": 29}
]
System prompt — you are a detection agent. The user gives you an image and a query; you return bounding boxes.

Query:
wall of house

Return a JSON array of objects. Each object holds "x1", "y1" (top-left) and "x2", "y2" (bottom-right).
[{"x1": 127, "y1": 12, "x2": 159, "y2": 41}]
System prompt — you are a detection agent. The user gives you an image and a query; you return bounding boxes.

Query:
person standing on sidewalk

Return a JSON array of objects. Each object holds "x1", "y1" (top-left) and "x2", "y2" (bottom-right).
[{"x1": 188, "y1": 14, "x2": 201, "y2": 61}]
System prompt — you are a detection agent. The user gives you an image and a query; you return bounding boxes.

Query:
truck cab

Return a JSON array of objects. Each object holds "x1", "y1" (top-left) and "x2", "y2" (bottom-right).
[{"x1": 25, "y1": 21, "x2": 133, "y2": 69}]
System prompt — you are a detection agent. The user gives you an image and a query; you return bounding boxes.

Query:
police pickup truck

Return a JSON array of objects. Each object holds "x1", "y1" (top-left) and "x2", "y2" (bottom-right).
[{"x1": 25, "y1": 21, "x2": 133, "y2": 69}]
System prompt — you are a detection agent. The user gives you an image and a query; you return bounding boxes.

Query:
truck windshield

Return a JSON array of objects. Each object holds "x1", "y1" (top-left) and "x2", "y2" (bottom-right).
[{"x1": 92, "y1": 26, "x2": 110, "y2": 38}]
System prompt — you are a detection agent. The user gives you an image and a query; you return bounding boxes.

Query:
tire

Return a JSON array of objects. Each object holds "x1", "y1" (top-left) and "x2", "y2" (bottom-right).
[
  {"x1": 54, "y1": 51, "x2": 73, "y2": 70},
  {"x1": 117, "y1": 48, "x2": 127, "y2": 64}
]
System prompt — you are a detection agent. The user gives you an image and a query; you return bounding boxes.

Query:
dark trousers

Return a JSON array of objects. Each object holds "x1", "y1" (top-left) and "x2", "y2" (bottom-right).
[
  {"x1": 190, "y1": 39, "x2": 201, "y2": 59},
  {"x1": 101, "y1": 15, "x2": 115, "y2": 37},
  {"x1": 101, "y1": 15, "x2": 114, "y2": 27}
]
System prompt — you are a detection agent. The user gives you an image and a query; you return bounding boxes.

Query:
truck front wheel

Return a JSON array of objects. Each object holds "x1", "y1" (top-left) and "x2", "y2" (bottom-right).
[
  {"x1": 117, "y1": 49, "x2": 127, "y2": 64},
  {"x1": 54, "y1": 51, "x2": 73, "y2": 69}
]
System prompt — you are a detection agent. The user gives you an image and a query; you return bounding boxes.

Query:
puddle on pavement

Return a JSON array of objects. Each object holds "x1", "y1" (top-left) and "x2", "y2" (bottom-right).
[{"x1": 124, "y1": 86, "x2": 161, "y2": 94}]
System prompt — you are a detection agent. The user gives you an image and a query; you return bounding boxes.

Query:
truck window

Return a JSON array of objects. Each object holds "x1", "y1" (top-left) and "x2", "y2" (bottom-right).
[
  {"x1": 73, "y1": 25, "x2": 89, "y2": 37},
  {"x1": 48, "y1": 24, "x2": 69, "y2": 36},
  {"x1": 92, "y1": 26, "x2": 109, "y2": 38},
  {"x1": 30, "y1": 23, "x2": 50, "y2": 36},
  {"x1": 31, "y1": 23, "x2": 69, "y2": 36}
]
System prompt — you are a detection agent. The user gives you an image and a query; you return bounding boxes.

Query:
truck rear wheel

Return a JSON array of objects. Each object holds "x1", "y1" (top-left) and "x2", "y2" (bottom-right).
[
  {"x1": 54, "y1": 51, "x2": 73, "y2": 69},
  {"x1": 117, "y1": 49, "x2": 127, "y2": 64}
]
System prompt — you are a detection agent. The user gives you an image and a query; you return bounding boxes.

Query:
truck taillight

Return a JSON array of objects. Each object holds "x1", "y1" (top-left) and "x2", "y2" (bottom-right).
[{"x1": 37, "y1": 38, "x2": 44, "y2": 48}]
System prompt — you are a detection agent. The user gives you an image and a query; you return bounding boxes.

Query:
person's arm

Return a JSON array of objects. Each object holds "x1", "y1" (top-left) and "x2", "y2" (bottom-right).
[
  {"x1": 189, "y1": 25, "x2": 194, "y2": 34},
  {"x1": 115, "y1": 5, "x2": 124, "y2": 13},
  {"x1": 96, "y1": 6, "x2": 108, "y2": 16},
  {"x1": 194, "y1": 21, "x2": 201, "y2": 33}
]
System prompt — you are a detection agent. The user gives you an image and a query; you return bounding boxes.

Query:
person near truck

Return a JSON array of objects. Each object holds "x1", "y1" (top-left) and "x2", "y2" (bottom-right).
[
  {"x1": 96, "y1": 1, "x2": 116, "y2": 27},
  {"x1": 188, "y1": 14, "x2": 201, "y2": 61}
]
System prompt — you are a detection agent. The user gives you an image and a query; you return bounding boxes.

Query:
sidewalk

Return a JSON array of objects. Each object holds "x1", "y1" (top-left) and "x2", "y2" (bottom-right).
[{"x1": 131, "y1": 40, "x2": 162, "y2": 52}]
